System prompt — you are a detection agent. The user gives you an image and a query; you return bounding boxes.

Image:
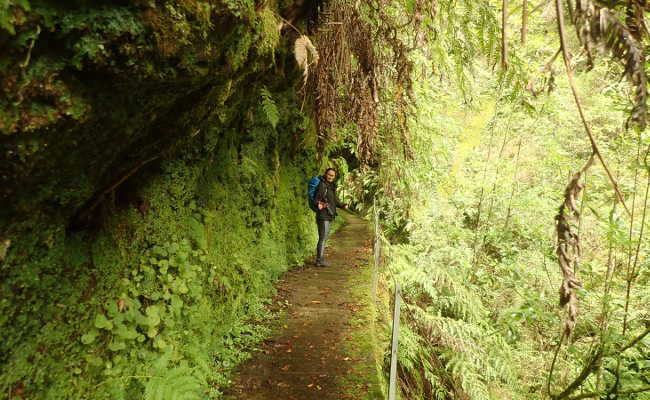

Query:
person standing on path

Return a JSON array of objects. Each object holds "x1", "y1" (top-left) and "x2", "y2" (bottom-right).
[{"x1": 314, "y1": 168, "x2": 348, "y2": 267}]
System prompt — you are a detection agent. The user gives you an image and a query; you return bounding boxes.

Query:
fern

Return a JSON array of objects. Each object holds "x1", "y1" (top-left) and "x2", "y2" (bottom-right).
[
  {"x1": 572, "y1": 0, "x2": 648, "y2": 127},
  {"x1": 260, "y1": 87, "x2": 280, "y2": 129},
  {"x1": 293, "y1": 35, "x2": 318, "y2": 87},
  {"x1": 144, "y1": 366, "x2": 202, "y2": 400}
]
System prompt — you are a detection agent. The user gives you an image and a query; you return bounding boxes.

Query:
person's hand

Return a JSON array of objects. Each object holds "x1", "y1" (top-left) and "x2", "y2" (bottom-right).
[{"x1": 344, "y1": 204, "x2": 350, "y2": 209}]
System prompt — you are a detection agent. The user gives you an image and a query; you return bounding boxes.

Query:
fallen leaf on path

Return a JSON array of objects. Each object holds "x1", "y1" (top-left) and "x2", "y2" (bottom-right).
[
  {"x1": 311, "y1": 300, "x2": 321, "y2": 304},
  {"x1": 342, "y1": 357, "x2": 351, "y2": 361},
  {"x1": 286, "y1": 348, "x2": 292, "y2": 353}
]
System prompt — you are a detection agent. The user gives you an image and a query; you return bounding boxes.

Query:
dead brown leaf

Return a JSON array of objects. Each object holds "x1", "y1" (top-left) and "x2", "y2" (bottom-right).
[{"x1": 117, "y1": 299, "x2": 127, "y2": 312}]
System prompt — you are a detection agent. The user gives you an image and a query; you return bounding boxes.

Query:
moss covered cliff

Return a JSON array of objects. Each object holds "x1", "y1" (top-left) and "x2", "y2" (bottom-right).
[{"x1": 0, "y1": 0, "x2": 324, "y2": 398}]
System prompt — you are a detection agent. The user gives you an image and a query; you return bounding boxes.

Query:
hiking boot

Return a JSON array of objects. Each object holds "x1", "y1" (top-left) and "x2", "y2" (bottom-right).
[{"x1": 316, "y1": 261, "x2": 329, "y2": 267}]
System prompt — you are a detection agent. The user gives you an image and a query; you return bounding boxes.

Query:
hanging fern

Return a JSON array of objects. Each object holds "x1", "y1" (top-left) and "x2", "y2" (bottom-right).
[
  {"x1": 293, "y1": 35, "x2": 319, "y2": 87},
  {"x1": 260, "y1": 86, "x2": 280, "y2": 129},
  {"x1": 571, "y1": 0, "x2": 648, "y2": 128},
  {"x1": 144, "y1": 366, "x2": 202, "y2": 400}
]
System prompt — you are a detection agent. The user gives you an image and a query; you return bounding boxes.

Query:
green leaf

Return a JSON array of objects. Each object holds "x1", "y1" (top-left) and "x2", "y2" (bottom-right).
[
  {"x1": 108, "y1": 340, "x2": 126, "y2": 351},
  {"x1": 260, "y1": 87, "x2": 280, "y2": 129},
  {"x1": 94, "y1": 314, "x2": 113, "y2": 330},
  {"x1": 170, "y1": 295, "x2": 183, "y2": 315},
  {"x1": 115, "y1": 324, "x2": 138, "y2": 340},
  {"x1": 81, "y1": 329, "x2": 99, "y2": 344},
  {"x1": 84, "y1": 354, "x2": 103, "y2": 366},
  {"x1": 153, "y1": 337, "x2": 167, "y2": 349},
  {"x1": 146, "y1": 308, "x2": 161, "y2": 327}
]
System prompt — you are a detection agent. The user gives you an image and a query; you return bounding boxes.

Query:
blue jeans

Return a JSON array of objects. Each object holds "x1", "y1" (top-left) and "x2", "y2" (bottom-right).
[{"x1": 316, "y1": 219, "x2": 331, "y2": 263}]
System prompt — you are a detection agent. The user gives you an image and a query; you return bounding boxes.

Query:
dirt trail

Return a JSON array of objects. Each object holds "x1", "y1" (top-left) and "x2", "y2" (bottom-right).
[{"x1": 224, "y1": 212, "x2": 383, "y2": 400}]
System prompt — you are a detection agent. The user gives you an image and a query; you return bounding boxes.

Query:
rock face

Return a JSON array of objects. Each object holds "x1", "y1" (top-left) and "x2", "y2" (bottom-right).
[
  {"x1": 1, "y1": 1, "x2": 285, "y2": 220},
  {"x1": 0, "y1": 1, "x2": 322, "y2": 398}
]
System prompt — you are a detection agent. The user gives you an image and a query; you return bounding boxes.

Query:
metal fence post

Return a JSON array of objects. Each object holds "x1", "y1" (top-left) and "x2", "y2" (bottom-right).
[
  {"x1": 388, "y1": 283, "x2": 401, "y2": 400},
  {"x1": 373, "y1": 198, "x2": 380, "y2": 301}
]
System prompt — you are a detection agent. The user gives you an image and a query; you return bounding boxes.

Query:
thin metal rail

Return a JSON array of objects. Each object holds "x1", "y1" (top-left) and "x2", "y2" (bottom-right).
[
  {"x1": 388, "y1": 283, "x2": 401, "y2": 400},
  {"x1": 374, "y1": 198, "x2": 401, "y2": 400}
]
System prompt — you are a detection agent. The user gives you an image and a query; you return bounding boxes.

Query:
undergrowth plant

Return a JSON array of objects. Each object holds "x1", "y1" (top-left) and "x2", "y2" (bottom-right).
[
  {"x1": 0, "y1": 76, "x2": 320, "y2": 399},
  {"x1": 372, "y1": 40, "x2": 650, "y2": 398}
]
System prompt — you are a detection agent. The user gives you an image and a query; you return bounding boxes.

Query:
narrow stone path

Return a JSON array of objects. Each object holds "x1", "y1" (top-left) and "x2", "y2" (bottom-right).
[{"x1": 223, "y1": 212, "x2": 383, "y2": 400}]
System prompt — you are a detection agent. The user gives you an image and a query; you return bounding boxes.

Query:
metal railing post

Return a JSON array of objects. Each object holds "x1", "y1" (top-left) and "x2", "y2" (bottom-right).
[
  {"x1": 388, "y1": 283, "x2": 401, "y2": 400},
  {"x1": 373, "y1": 198, "x2": 380, "y2": 301}
]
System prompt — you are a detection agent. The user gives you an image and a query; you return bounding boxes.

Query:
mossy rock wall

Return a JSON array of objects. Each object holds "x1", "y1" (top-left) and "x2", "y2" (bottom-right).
[{"x1": 0, "y1": 0, "x2": 322, "y2": 398}]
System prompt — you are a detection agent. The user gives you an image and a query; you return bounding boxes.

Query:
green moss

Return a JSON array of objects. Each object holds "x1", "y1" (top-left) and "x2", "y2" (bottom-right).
[
  {"x1": 1, "y1": 83, "x2": 322, "y2": 399},
  {"x1": 0, "y1": 0, "x2": 328, "y2": 396},
  {"x1": 338, "y1": 230, "x2": 389, "y2": 400}
]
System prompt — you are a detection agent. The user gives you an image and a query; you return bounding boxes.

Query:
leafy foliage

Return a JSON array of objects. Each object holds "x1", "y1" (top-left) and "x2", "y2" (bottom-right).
[
  {"x1": 0, "y1": 0, "x2": 322, "y2": 395},
  {"x1": 5, "y1": 0, "x2": 650, "y2": 399},
  {"x1": 260, "y1": 86, "x2": 280, "y2": 129},
  {"x1": 571, "y1": 0, "x2": 648, "y2": 128},
  {"x1": 144, "y1": 366, "x2": 202, "y2": 400},
  {"x1": 369, "y1": 49, "x2": 650, "y2": 399}
]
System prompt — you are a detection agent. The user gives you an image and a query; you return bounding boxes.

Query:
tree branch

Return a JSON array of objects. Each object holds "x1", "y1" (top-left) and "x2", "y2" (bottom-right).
[
  {"x1": 555, "y1": 0, "x2": 632, "y2": 218},
  {"x1": 612, "y1": 326, "x2": 650, "y2": 355},
  {"x1": 551, "y1": 346, "x2": 603, "y2": 399},
  {"x1": 565, "y1": 385, "x2": 650, "y2": 399}
]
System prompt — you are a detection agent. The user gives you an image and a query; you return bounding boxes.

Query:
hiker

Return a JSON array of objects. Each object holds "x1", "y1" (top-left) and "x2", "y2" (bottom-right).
[{"x1": 314, "y1": 168, "x2": 348, "y2": 267}]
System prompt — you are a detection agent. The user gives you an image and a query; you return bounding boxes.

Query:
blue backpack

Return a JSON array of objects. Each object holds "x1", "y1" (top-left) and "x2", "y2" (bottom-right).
[{"x1": 307, "y1": 176, "x2": 322, "y2": 212}]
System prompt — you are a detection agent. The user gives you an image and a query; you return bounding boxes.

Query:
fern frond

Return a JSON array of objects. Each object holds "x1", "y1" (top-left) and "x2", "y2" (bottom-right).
[
  {"x1": 144, "y1": 366, "x2": 202, "y2": 400},
  {"x1": 260, "y1": 87, "x2": 280, "y2": 129},
  {"x1": 294, "y1": 35, "x2": 319, "y2": 87}
]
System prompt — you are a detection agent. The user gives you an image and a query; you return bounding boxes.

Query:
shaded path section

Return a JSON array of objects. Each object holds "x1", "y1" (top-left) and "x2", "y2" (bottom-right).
[{"x1": 224, "y1": 212, "x2": 382, "y2": 400}]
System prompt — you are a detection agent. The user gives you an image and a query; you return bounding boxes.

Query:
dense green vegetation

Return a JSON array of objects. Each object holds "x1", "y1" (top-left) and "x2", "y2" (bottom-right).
[
  {"x1": 2, "y1": 0, "x2": 650, "y2": 399},
  {"x1": 358, "y1": 2, "x2": 650, "y2": 399},
  {"x1": 0, "y1": 0, "x2": 329, "y2": 398}
]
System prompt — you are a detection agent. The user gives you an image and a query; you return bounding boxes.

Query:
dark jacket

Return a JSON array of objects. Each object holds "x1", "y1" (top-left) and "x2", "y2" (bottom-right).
[{"x1": 315, "y1": 178, "x2": 345, "y2": 221}]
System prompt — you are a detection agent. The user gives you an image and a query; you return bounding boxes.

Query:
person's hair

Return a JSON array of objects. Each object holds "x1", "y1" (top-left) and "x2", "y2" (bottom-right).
[{"x1": 324, "y1": 168, "x2": 337, "y2": 175}]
